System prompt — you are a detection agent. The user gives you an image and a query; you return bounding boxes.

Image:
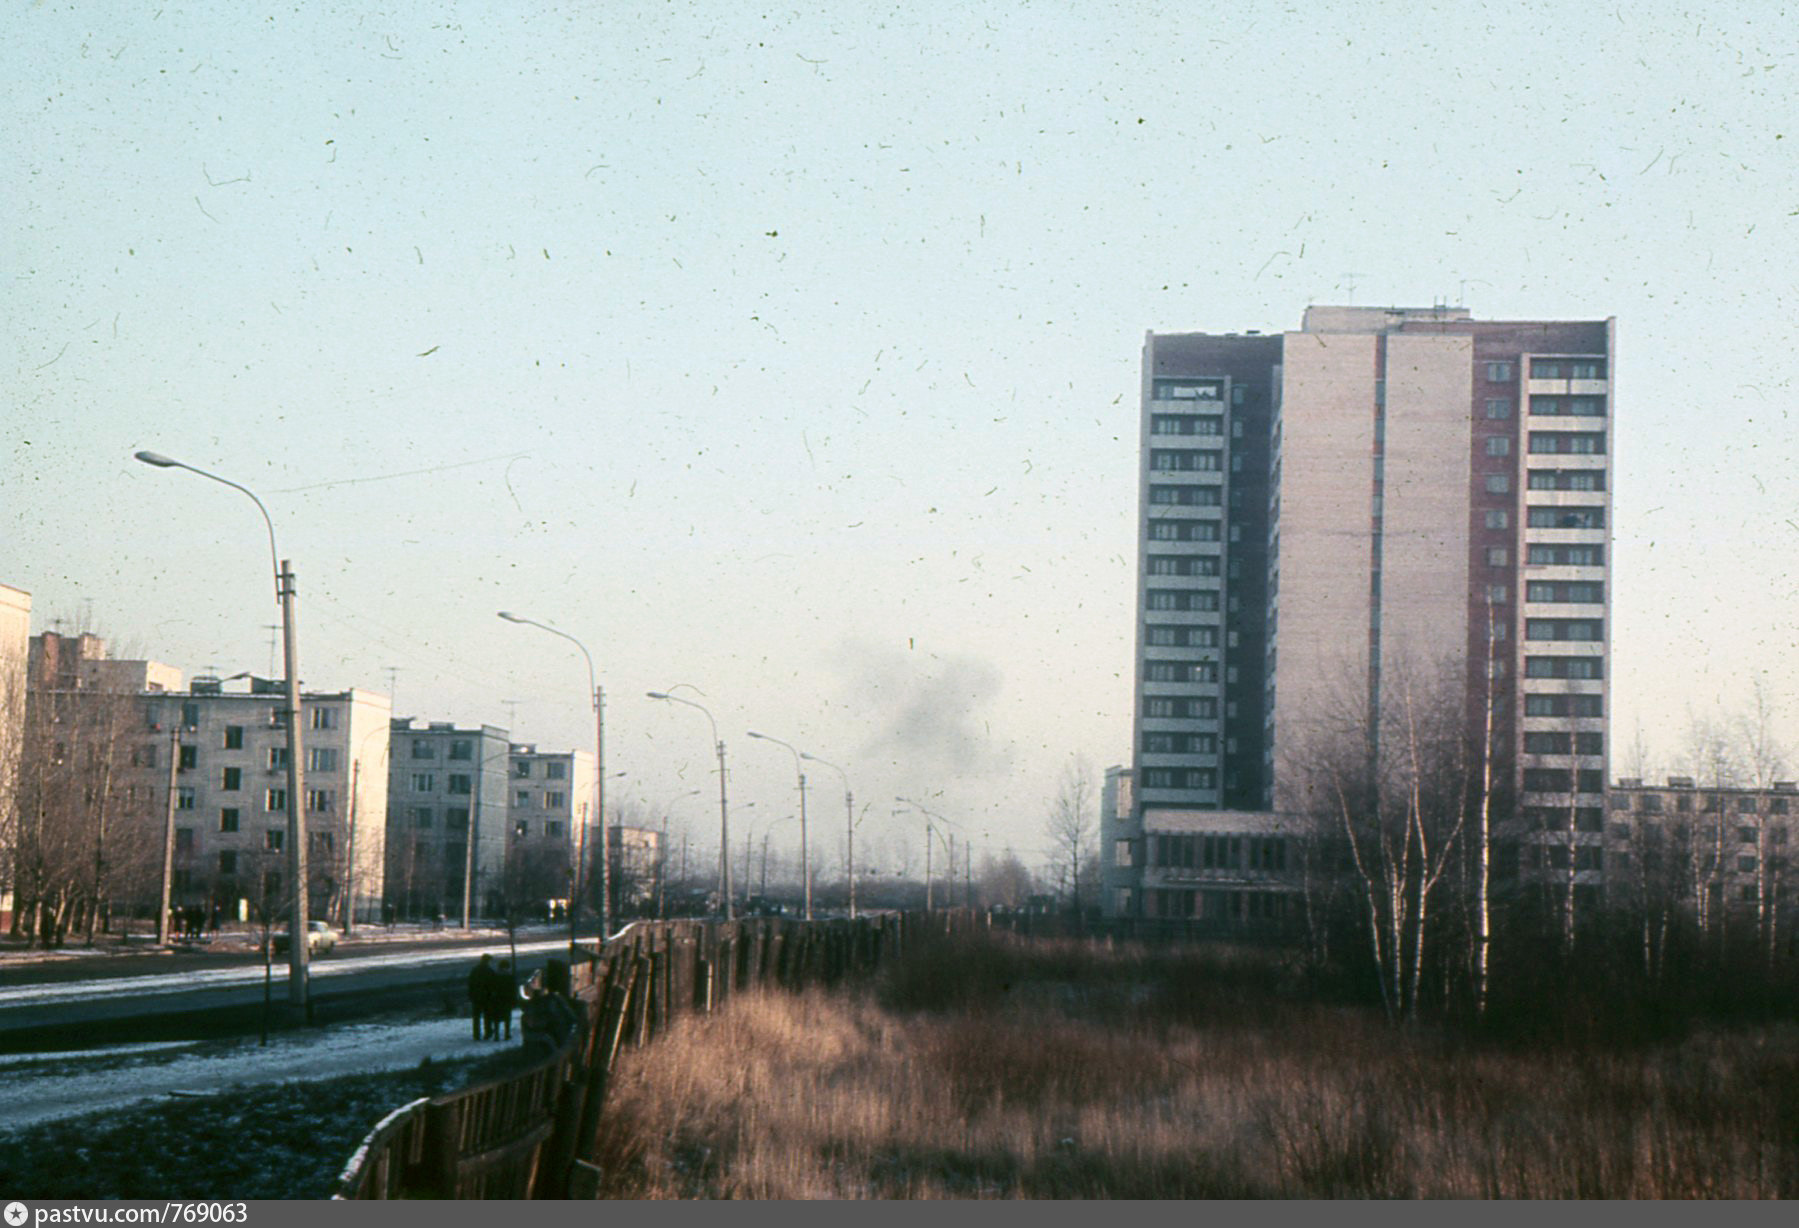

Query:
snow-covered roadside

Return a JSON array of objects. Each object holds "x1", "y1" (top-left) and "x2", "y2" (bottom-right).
[{"x1": 0, "y1": 1013, "x2": 506, "y2": 1131}]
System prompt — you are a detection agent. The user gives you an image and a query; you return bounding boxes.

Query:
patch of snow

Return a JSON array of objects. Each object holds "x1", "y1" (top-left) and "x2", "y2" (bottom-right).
[{"x1": 0, "y1": 1013, "x2": 510, "y2": 1132}]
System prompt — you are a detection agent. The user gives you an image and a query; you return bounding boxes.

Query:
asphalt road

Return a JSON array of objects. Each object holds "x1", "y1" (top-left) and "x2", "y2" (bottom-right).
[{"x1": 0, "y1": 927, "x2": 599, "y2": 1051}]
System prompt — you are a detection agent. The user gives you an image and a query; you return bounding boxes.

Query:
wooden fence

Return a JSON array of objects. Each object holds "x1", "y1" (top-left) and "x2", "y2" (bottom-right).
[{"x1": 333, "y1": 911, "x2": 925, "y2": 1199}]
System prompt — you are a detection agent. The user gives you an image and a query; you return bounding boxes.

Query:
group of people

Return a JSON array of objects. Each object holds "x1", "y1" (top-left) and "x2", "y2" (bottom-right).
[
  {"x1": 466, "y1": 954, "x2": 518, "y2": 1039},
  {"x1": 466, "y1": 953, "x2": 584, "y2": 1056}
]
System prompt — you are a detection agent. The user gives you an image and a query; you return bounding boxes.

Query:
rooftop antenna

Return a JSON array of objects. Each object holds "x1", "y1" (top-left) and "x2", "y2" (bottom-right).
[
  {"x1": 501, "y1": 698, "x2": 522, "y2": 732},
  {"x1": 384, "y1": 665, "x2": 400, "y2": 709},
  {"x1": 1338, "y1": 272, "x2": 1364, "y2": 304},
  {"x1": 263, "y1": 625, "x2": 279, "y2": 677}
]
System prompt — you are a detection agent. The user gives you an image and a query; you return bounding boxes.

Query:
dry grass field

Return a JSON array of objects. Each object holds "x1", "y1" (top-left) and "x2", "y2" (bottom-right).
[{"x1": 589, "y1": 932, "x2": 1799, "y2": 1198}]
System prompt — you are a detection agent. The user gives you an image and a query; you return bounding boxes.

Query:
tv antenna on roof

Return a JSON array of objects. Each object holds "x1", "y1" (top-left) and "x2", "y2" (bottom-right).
[{"x1": 1338, "y1": 272, "x2": 1365, "y2": 304}]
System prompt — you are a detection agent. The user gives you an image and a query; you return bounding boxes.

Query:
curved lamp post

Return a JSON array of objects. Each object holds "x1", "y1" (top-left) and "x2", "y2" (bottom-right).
[
  {"x1": 746, "y1": 731, "x2": 811, "y2": 920},
  {"x1": 801, "y1": 753, "x2": 857, "y2": 919},
  {"x1": 647, "y1": 690, "x2": 732, "y2": 921},
  {"x1": 134, "y1": 451, "x2": 309, "y2": 1006},
  {"x1": 498, "y1": 612, "x2": 609, "y2": 952}
]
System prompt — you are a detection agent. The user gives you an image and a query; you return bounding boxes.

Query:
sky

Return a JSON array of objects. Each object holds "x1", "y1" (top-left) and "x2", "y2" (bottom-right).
[{"x1": 6, "y1": 1, "x2": 1798, "y2": 878}]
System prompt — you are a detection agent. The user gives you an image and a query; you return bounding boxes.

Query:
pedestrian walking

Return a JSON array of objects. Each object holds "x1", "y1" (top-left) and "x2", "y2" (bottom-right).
[
  {"x1": 467, "y1": 954, "x2": 497, "y2": 1040},
  {"x1": 487, "y1": 959, "x2": 517, "y2": 1040}
]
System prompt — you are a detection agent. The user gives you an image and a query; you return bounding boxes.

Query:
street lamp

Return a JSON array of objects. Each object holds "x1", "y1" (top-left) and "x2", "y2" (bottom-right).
[
  {"x1": 647, "y1": 690, "x2": 732, "y2": 921},
  {"x1": 497, "y1": 612, "x2": 609, "y2": 953},
  {"x1": 897, "y1": 797, "x2": 960, "y2": 912},
  {"x1": 135, "y1": 451, "x2": 310, "y2": 1007},
  {"x1": 800, "y1": 752, "x2": 857, "y2": 919},
  {"x1": 747, "y1": 731, "x2": 812, "y2": 920}
]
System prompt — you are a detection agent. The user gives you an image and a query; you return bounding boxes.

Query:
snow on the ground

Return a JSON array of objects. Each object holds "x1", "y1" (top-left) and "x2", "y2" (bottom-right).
[{"x1": 0, "y1": 1013, "x2": 510, "y2": 1131}]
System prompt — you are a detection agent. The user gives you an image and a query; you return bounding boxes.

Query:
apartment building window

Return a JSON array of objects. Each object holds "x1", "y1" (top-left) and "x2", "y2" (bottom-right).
[
  {"x1": 1145, "y1": 660, "x2": 1218, "y2": 684},
  {"x1": 1738, "y1": 797, "x2": 1759, "y2": 813},
  {"x1": 1771, "y1": 798, "x2": 1791, "y2": 815},
  {"x1": 219, "y1": 851, "x2": 237, "y2": 875},
  {"x1": 1575, "y1": 732, "x2": 1604, "y2": 755},
  {"x1": 267, "y1": 788, "x2": 287, "y2": 811},
  {"x1": 448, "y1": 774, "x2": 472, "y2": 796},
  {"x1": 449, "y1": 739, "x2": 473, "y2": 761},
  {"x1": 307, "y1": 789, "x2": 334, "y2": 813},
  {"x1": 1530, "y1": 359, "x2": 1564, "y2": 378},
  {"x1": 1150, "y1": 449, "x2": 1222, "y2": 472},
  {"x1": 180, "y1": 701, "x2": 200, "y2": 729},
  {"x1": 412, "y1": 807, "x2": 433, "y2": 828},
  {"x1": 1486, "y1": 584, "x2": 1509, "y2": 604},
  {"x1": 314, "y1": 832, "x2": 335, "y2": 854},
  {"x1": 1146, "y1": 590, "x2": 1220, "y2": 612},
  {"x1": 1527, "y1": 543, "x2": 1604, "y2": 566},
  {"x1": 411, "y1": 773, "x2": 435, "y2": 792},
  {"x1": 1150, "y1": 484, "x2": 1222, "y2": 507},
  {"x1": 175, "y1": 828, "x2": 194, "y2": 852},
  {"x1": 179, "y1": 744, "x2": 198, "y2": 770},
  {"x1": 221, "y1": 767, "x2": 242, "y2": 791},
  {"x1": 268, "y1": 747, "x2": 289, "y2": 770},
  {"x1": 1737, "y1": 825, "x2": 1759, "y2": 843},
  {"x1": 446, "y1": 808, "x2": 470, "y2": 831},
  {"x1": 1528, "y1": 470, "x2": 1607, "y2": 492},
  {"x1": 224, "y1": 725, "x2": 244, "y2": 750},
  {"x1": 1524, "y1": 732, "x2": 1572, "y2": 754},
  {"x1": 266, "y1": 829, "x2": 284, "y2": 852},
  {"x1": 1525, "y1": 656, "x2": 1604, "y2": 680},
  {"x1": 220, "y1": 808, "x2": 239, "y2": 832},
  {"x1": 546, "y1": 762, "x2": 567, "y2": 780},
  {"x1": 1526, "y1": 619, "x2": 1603, "y2": 641},
  {"x1": 1528, "y1": 506, "x2": 1605, "y2": 529},
  {"x1": 1483, "y1": 435, "x2": 1512, "y2": 457},
  {"x1": 1486, "y1": 362, "x2": 1514, "y2": 381},
  {"x1": 1484, "y1": 398, "x2": 1512, "y2": 419},
  {"x1": 1483, "y1": 473, "x2": 1510, "y2": 494},
  {"x1": 515, "y1": 821, "x2": 530, "y2": 838},
  {"x1": 1570, "y1": 360, "x2": 1605, "y2": 379},
  {"x1": 310, "y1": 707, "x2": 337, "y2": 730},
  {"x1": 1528, "y1": 432, "x2": 1606, "y2": 455},
  {"x1": 545, "y1": 792, "x2": 566, "y2": 809},
  {"x1": 1527, "y1": 580, "x2": 1604, "y2": 603},
  {"x1": 547, "y1": 821, "x2": 564, "y2": 838},
  {"x1": 131, "y1": 744, "x2": 158, "y2": 768},
  {"x1": 411, "y1": 739, "x2": 436, "y2": 760},
  {"x1": 516, "y1": 790, "x2": 532, "y2": 807},
  {"x1": 1486, "y1": 547, "x2": 1509, "y2": 567},
  {"x1": 1484, "y1": 510, "x2": 1509, "y2": 530},
  {"x1": 514, "y1": 761, "x2": 531, "y2": 777},
  {"x1": 177, "y1": 787, "x2": 196, "y2": 811},
  {"x1": 308, "y1": 748, "x2": 340, "y2": 772},
  {"x1": 1524, "y1": 768, "x2": 1572, "y2": 793}
]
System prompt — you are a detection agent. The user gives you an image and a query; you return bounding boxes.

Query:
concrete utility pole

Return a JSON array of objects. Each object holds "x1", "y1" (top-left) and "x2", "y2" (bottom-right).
[
  {"x1": 156, "y1": 722, "x2": 179, "y2": 944},
  {"x1": 648, "y1": 691, "x2": 732, "y2": 921},
  {"x1": 748, "y1": 731, "x2": 812, "y2": 920},
  {"x1": 136, "y1": 452, "x2": 308, "y2": 1007},
  {"x1": 801, "y1": 753, "x2": 855, "y2": 918},
  {"x1": 500, "y1": 612, "x2": 610, "y2": 952}
]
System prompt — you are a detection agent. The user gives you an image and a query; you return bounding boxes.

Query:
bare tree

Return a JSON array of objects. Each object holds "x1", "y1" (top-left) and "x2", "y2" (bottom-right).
[
  {"x1": 1044, "y1": 756, "x2": 1096, "y2": 917},
  {"x1": 1735, "y1": 679, "x2": 1789, "y2": 968},
  {"x1": 1298, "y1": 658, "x2": 1475, "y2": 1024}
]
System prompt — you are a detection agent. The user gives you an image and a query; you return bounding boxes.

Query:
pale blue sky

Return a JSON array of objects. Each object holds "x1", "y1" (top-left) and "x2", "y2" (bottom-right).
[{"x1": 6, "y1": 2, "x2": 1797, "y2": 872}]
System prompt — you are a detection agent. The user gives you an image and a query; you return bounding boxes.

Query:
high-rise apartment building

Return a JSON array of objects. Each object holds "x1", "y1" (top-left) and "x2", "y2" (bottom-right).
[{"x1": 1109, "y1": 305, "x2": 1614, "y2": 923}]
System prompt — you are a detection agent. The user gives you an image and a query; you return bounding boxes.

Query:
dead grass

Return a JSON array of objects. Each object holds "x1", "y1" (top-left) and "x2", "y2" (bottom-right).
[{"x1": 589, "y1": 932, "x2": 1799, "y2": 1198}]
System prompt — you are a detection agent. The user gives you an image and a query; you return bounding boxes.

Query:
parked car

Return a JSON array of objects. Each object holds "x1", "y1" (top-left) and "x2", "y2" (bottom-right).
[{"x1": 268, "y1": 920, "x2": 340, "y2": 956}]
